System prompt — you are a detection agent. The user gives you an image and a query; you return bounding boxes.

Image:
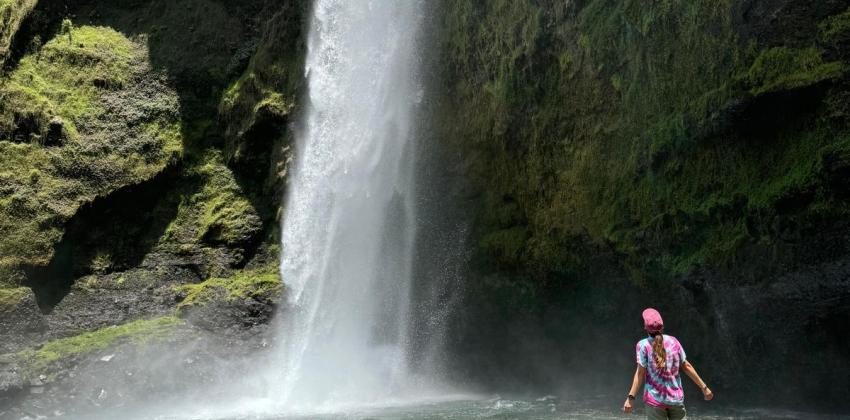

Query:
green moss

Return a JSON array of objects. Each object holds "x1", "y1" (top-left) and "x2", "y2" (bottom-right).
[
  {"x1": 109, "y1": 0, "x2": 247, "y2": 91},
  {"x1": 745, "y1": 47, "x2": 843, "y2": 95},
  {"x1": 141, "y1": 120, "x2": 183, "y2": 164},
  {"x1": 160, "y1": 150, "x2": 262, "y2": 249},
  {"x1": 176, "y1": 268, "x2": 281, "y2": 309},
  {"x1": 0, "y1": 23, "x2": 183, "y2": 270},
  {"x1": 1, "y1": 25, "x2": 134, "y2": 137},
  {"x1": 14, "y1": 316, "x2": 181, "y2": 376},
  {"x1": 0, "y1": 286, "x2": 29, "y2": 309}
]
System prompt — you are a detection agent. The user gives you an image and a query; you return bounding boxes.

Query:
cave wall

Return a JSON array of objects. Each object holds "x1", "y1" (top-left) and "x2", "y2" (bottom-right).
[{"x1": 434, "y1": 0, "x2": 850, "y2": 411}]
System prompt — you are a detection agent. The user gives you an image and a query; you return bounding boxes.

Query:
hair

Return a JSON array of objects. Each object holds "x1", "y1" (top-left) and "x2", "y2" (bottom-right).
[{"x1": 650, "y1": 331, "x2": 666, "y2": 371}]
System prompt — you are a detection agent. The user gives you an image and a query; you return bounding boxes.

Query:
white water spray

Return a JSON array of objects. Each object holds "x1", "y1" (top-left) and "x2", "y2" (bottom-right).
[{"x1": 271, "y1": 0, "x2": 435, "y2": 411}]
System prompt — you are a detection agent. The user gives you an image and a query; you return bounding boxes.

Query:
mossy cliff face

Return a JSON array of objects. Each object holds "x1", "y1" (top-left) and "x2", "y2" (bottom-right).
[
  {"x1": 0, "y1": 0, "x2": 305, "y2": 383},
  {"x1": 435, "y1": 0, "x2": 850, "y2": 408},
  {"x1": 438, "y1": 0, "x2": 850, "y2": 280},
  {"x1": 0, "y1": 0, "x2": 303, "y2": 283}
]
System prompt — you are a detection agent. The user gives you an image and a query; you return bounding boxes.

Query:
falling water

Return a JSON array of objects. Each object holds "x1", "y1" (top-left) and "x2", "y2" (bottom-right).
[{"x1": 272, "y1": 0, "x2": 432, "y2": 411}]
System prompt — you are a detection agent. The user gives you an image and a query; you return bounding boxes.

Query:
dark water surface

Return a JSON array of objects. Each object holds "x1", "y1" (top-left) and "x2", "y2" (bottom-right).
[{"x1": 204, "y1": 397, "x2": 842, "y2": 420}]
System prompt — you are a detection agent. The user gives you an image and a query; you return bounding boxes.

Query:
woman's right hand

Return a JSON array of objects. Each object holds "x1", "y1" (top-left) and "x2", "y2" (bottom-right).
[
  {"x1": 623, "y1": 398, "x2": 633, "y2": 414},
  {"x1": 703, "y1": 387, "x2": 714, "y2": 401}
]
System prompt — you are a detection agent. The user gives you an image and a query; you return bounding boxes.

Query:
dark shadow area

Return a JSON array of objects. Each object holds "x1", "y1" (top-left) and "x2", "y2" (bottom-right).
[
  {"x1": 736, "y1": 0, "x2": 850, "y2": 49},
  {"x1": 225, "y1": 102, "x2": 290, "y2": 220},
  {"x1": 23, "y1": 166, "x2": 182, "y2": 312},
  {"x1": 732, "y1": 84, "x2": 830, "y2": 140}
]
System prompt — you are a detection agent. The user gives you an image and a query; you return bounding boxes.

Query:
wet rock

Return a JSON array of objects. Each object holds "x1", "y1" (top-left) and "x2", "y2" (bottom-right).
[
  {"x1": 181, "y1": 297, "x2": 275, "y2": 335},
  {"x1": 651, "y1": 258, "x2": 850, "y2": 408},
  {"x1": 45, "y1": 261, "x2": 201, "y2": 339}
]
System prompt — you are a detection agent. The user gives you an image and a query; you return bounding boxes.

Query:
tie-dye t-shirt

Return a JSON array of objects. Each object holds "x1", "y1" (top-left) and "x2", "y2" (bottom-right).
[{"x1": 635, "y1": 334, "x2": 687, "y2": 407}]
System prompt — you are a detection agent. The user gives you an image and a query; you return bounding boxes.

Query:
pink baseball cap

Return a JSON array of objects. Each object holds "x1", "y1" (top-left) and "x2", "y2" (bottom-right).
[{"x1": 642, "y1": 308, "x2": 664, "y2": 333}]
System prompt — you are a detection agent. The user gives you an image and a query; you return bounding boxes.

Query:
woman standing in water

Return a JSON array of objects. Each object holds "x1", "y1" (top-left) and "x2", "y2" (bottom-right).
[{"x1": 623, "y1": 308, "x2": 714, "y2": 419}]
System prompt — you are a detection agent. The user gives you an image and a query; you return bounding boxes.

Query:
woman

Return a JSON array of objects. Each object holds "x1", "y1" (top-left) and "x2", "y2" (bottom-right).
[{"x1": 623, "y1": 308, "x2": 714, "y2": 419}]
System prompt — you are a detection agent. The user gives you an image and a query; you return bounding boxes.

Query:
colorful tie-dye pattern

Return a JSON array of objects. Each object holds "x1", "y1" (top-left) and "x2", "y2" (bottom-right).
[{"x1": 636, "y1": 334, "x2": 687, "y2": 407}]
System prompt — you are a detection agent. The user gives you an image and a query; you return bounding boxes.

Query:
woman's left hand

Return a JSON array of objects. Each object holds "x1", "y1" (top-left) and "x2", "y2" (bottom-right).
[{"x1": 623, "y1": 398, "x2": 633, "y2": 414}]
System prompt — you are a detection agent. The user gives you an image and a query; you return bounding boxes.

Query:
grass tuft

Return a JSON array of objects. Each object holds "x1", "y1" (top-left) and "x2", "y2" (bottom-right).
[{"x1": 175, "y1": 268, "x2": 281, "y2": 309}]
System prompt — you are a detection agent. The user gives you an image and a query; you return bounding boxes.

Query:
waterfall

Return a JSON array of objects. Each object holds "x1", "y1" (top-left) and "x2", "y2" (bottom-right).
[{"x1": 271, "y1": 0, "x2": 432, "y2": 410}]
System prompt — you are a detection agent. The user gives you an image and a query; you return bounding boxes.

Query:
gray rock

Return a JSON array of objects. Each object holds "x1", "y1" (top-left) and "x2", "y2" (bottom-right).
[
  {"x1": 0, "y1": 288, "x2": 47, "y2": 354},
  {"x1": 182, "y1": 297, "x2": 275, "y2": 334},
  {"x1": 45, "y1": 262, "x2": 201, "y2": 340}
]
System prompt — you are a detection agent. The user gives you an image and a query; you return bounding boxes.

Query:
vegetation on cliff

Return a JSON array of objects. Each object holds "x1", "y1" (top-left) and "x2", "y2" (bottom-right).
[
  {"x1": 175, "y1": 267, "x2": 281, "y2": 310},
  {"x1": 162, "y1": 151, "x2": 263, "y2": 255},
  {"x1": 439, "y1": 0, "x2": 850, "y2": 283},
  {"x1": 0, "y1": 22, "x2": 182, "y2": 278}
]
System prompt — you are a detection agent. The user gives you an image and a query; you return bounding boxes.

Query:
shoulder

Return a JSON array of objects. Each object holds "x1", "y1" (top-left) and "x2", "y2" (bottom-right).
[
  {"x1": 665, "y1": 335, "x2": 683, "y2": 349},
  {"x1": 636, "y1": 338, "x2": 650, "y2": 349}
]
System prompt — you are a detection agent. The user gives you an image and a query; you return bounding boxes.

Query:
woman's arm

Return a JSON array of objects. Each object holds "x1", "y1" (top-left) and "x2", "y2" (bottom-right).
[
  {"x1": 623, "y1": 365, "x2": 645, "y2": 413},
  {"x1": 682, "y1": 360, "x2": 714, "y2": 401}
]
